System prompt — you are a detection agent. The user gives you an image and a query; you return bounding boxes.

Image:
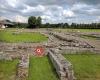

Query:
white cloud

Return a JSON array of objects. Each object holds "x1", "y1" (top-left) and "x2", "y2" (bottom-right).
[
  {"x1": 41, "y1": 15, "x2": 51, "y2": 20},
  {"x1": 41, "y1": 15, "x2": 59, "y2": 23},
  {"x1": 21, "y1": 4, "x2": 45, "y2": 13},
  {"x1": 41, "y1": 15, "x2": 51, "y2": 23},
  {"x1": 71, "y1": 3, "x2": 89, "y2": 11},
  {"x1": 86, "y1": 8, "x2": 99, "y2": 15},
  {"x1": 87, "y1": 8, "x2": 98, "y2": 13},
  {"x1": 0, "y1": 4, "x2": 6, "y2": 9},
  {"x1": 98, "y1": 16, "x2": 100, "y2": 19},
  {"x1": 0, "y1": 0, "x2": 100, "y2": 23},
  {"x1": 63, "y1": 10, "x2": 75, "y2": 17},
  {"x1": 95, "y1": 16, "x2": 100, "y2": 22},
  {"x1": 14, "y1": 15, "x2": 28, "y2": 23},
  {"x1": 6, "y1": 0, "x2": 19, "y2": 8},
  {"x1": 44, "y1": 10, "x2": 52, "y2": 16},
  {"x1": 38, "y1": 5, "x2": 45, "y2": 11}
]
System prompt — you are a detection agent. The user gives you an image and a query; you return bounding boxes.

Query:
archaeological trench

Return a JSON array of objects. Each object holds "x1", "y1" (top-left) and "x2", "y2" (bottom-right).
[{"x1": 0, "y1": 29, "x2": 100, "y2": 80}]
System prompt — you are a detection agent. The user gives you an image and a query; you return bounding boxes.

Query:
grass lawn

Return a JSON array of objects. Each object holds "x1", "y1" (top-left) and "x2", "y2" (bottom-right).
[
  {"x1": 28, "y1": 56, "x2": 59, "y2": 80},
  {"x1": 81, "y1": 35, "x2": 100, "y2": 40},
  {"x1": 0, "y1": 60, "x2": 19, "y2": 80},
  {"x1": 55, "y1": 29, "x2": 100, "y2": 33},
  {"x1": 0, "y1": 30, "x2": 48, "y2": 43},
  {"x1": 64, "y1": 53, "x2": 100, "y2": 80}
]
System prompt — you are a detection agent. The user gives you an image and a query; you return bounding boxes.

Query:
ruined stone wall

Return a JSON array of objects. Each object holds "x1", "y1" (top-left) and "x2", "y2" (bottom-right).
[
  {"x1": 16, "y1": 54, "x2": 29, "y2": 80},
  {"x1": 51, "y1": 32, "x2": 93, "y2": 48},
  {"x1": 58, "y1": 47, "x2": 100, "y2": 54},
  {"x1": 0, "y1": 51, "x2": 13, "y2": 60},
  {"x1": 48, "y1": 49, "x2": 75, "y2": 80}
]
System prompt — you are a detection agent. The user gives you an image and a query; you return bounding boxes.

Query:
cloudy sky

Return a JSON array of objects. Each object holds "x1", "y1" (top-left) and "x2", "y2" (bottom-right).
[{"x1": 0, "y1": 0, "x2": 100, "y2": 23}]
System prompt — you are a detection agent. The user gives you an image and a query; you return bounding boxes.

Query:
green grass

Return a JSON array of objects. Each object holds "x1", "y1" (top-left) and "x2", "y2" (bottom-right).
[
  {"x1": 0, "y1": 60, "x2": 19, "y2": 80},
  {"x1": 55, "y1": 29, "x2": 100, "y2": 33},
  {"x1": 81, "y1": 35, "x2": 100, "y2": 40},
  {"x1": 64, "y1": 53, "x2": 100, "y2": 80},
  {"x1": 0, "y1": 30, "x2": 48, "y2": 43},
  {"x1": 28, "y1": 56, "x2": 59, "y2": 80}
]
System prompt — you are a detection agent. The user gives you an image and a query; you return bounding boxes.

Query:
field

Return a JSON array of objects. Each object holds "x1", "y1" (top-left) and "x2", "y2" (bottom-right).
[
  {"x1": 0, "y1": 60, "x2": 19, "y2": 80},
  {"x1": 28, "y1": 56, "x2": 59, "y2": 80},
  {"x1": 64, "y1": 53, "x2": 100, "y2": 80},
  {"x1": 0, "y1": 30, "x2": 48, "y2": 43}
]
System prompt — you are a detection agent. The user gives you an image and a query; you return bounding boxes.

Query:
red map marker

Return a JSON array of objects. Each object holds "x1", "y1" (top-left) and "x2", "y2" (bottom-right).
[{"x1": 34, "y1": 46, "x2": 44, "y2": 56}]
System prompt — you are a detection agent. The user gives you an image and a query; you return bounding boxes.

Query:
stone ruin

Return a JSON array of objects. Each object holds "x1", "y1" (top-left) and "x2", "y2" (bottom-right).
[
  {"x1": 0, "y1": 51, "x2": 12, "y2": 60},
  {"x1": 0, "y1": 30, "x2": 99, "y2": 80},
  {"x1": 51, "y1": 32, "x2": 94, "y2": 48},
  {"x1": 0, "y1": 49, "x2": 29, "y2": 80},
  {"x1": 16, "y1": 54, "x2": 29, "y2": 80},
  {"x1": 48, "y1": 49, "x2": 75, "y2": 80}
]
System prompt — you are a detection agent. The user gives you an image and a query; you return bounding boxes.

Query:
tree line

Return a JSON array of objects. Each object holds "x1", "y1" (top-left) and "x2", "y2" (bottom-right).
[
  {"x1": 9, "y1": 16, "x2": 100, "y2": 29},
  {"x1": 42, "y1": 23, "x2": 100, "y2": 29}
]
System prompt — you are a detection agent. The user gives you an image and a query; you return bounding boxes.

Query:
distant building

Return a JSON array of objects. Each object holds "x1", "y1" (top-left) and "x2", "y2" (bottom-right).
[{"x1": 0, "y1": 20, "x2": 14, "y2": 28}]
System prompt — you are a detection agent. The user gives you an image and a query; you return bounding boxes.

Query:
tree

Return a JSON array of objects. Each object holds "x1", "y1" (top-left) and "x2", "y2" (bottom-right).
[
  {"x1": 28, "y1": 16, "x2": 37, "y2": 28},
  {"x1": 36, "y1": 16, "x2": 42, "y2": 28},
  {"x1": 63, "y1": 23, "x2": 69, "y2": 28}
]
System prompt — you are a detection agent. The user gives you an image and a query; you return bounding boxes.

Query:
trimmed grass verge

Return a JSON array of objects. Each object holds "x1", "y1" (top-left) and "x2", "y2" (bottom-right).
[
  {"x1": 28, "y1": 56, "x2": 59, "y2": 80},
  {"x1": 0, "y1": 60, "x2": 19, "y2": 80},
  {"x1": 64, "y1": 53, "x2": 100, "y2": 80}
]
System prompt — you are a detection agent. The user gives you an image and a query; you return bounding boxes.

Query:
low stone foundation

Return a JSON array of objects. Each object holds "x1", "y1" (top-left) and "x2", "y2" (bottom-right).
[
  {"x1": 51, "y1": 32, "x2": 93, "y2": 48},
  {"x1": 0, "y1": 51, "x2": 12, "y2": 60},
  {"x1": 48, "y1": 49, "x2": 75, "y2": 80},
  {"x1": 16, "y1": 54, "x2": 29, "y2": 80}
]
